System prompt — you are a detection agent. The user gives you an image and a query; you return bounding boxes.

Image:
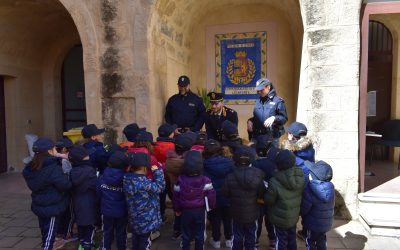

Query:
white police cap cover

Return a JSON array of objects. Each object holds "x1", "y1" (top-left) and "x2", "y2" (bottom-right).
[{"x1": 255, "y1": 78, "x2": 272, "y2": 91}]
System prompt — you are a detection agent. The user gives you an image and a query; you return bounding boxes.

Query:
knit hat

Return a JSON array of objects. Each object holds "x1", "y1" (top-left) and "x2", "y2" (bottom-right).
[
  {"x1": 129, "y1": 152, "x2": 150, "y2": 168},
  {"x1": 158, "y1": 123, "x2": 177, "y2": 137},
  {"x1": 55, "y1": 138, "x2": 73, "y2": 149},
  {"x1": 204, "y1": 139, "x2": 221, "y2": 151},
  {"x1": 275, "y1": 149, "x2": 296, "y2": 170},
  {"x1": 68, "y1": 145, "x2": 89, "y2": 164},
  {"x1": 136, "y1": 131, "x2": 153, "y2": 143},
  {"x1": 233, "y1": 145, "x2": 256, "y2": 166},
  {"x1": 306, "y1": 160, "x2": 333, "y2": 181},
  {"x1": 32, "y1": 137, "x2": 55, "y2": 153},
  {"x1": 184, "y1": 131, "x2": 198, "y2": 144},
  {"x1": 222, "y1": 120, "x2": 238, "y2": 139},
  {"x1": 287, "y1": 122, "x2": 308, "y2": 138},
  {"x1": 123, "y1": 123, "x2": 146, "y2": 142},
  {"x1": 81, "y1": 124, "x2": 105, "y2": 138},
  {"x1": 183, "y1": 150, "x2": 203, "y2": 176},
  {"x1": 175, "y1": 134, "x2": 193, "y2": 152},
  {"x1": 108, "y1": 151, "x2": 129, "y2": 169}
]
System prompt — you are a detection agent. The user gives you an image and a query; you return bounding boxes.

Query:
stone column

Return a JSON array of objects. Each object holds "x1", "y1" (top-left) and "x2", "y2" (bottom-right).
[{"x1": 297, "y1": 0, "x2": 362, "y2": 219}]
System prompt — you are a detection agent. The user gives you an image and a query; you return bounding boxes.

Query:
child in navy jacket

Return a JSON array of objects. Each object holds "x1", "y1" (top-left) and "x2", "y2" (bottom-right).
[
  {"x1": 23, "y1": 137, "x2": 72, "y2": 250},
  {"x1": 69, "y1": 145, "x2": 98, "y2": 250},
  {"x1": 174, "y1": 150, "x2": 216, "y2": 250},
  {"x1": 301, "y1": 161, "x2": 335, "y2": 250},
  {"x1": 97, "y1": 151, "x2": 129, "y2": 250}
]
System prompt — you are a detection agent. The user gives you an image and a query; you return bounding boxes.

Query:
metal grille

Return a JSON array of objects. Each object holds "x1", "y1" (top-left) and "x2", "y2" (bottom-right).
[{"x1": 369, "y1": 20, "x2": 392, "y2": 53}]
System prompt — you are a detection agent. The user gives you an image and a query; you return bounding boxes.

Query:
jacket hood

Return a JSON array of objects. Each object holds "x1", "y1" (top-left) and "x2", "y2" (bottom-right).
[
  {"x1": 102, "y1": 167, "x2": 124, "y2": 186},
  {"x1": 274, "y1": 167, "x2": 304, "y2": 190},
  {"x1": 166, "y1": 149, "x2": 184, "y2": 159},
  {"x1": 233, "y1": 167, "x2": 263, "y2": 190},
  {"x1": 204, "y1": 156, "x2": 234, "y2": 178},
  {"x1": 23, "y1": 156, "x2": 60, "y2": 192},
  {"x1": 281, "y1": 136, "x2": 313, "y2": 152},
  {"x1": 309, "y1": 180, "x2": 335, "y2": 203}
]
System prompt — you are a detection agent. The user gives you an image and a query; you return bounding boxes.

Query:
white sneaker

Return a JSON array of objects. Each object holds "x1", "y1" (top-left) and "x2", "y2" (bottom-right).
[
  {"x1": 209, "y1": 238, "x2": 221, "y2": 249},
  {"x1": 225, "y1": 238, "x2": 233, "y2": 248}
]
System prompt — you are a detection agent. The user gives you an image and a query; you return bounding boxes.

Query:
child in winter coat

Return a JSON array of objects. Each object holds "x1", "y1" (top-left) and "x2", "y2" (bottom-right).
[
  {"x1": 301, "y1": 161, "x2": 335, "y2": 250},
  {"x1": 23, "y1": 137, "x2": 72, "y2": 250},
  {"x1": 264, "y1": 149, "x2": 304, "y2": 250},
  {"x1": 173, "y1": 151, "x2": 216, "y2": 250},
  {"x1": 97, "y1": 151, "x2": 130, "y2": 250},
  {"x1": 191, "y1": 131, "x2": 207, "y2": 152},
  {"x1": 55, "y1": 138, "x2": 76, "y2": 242},
  {"x1": 120, "y1": 123, "x2": 146, "y2": 148},
  {"x1": 203, "y1": 139, "x2": 234, "y2": 248},
  {"x1": 165, "y1": 133, "x2": 193, "y2": 239},
  {"x1": 81, "y1": 124, "x2": 110, "y2": 175},
  {"x1": 69, "y1": 145, "x2": 98, "y2": 250},
  {"x1": 123, "y1": 152, "x2": 165, "y2": 250},
  {"x1": 222, "y1": 145, "x2": 265, "y2": 250}
]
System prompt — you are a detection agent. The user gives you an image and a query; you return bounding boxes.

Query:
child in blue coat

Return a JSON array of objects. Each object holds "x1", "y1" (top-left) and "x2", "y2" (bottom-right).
[
  {"x1": 301, "y1": 161, "x2": 335, "y2": 250},
  {"x1": 69, "y1": 145, "x2": 98, "y2": 250},
  {"x1": 23, "y1": 137, "x2": 72, "y2": 250},
  {"x1": 97, "y1": 151, "x2": 129, "y2": 250},
  {"x1": 124, "y1": 152, "x2": 165, "y2": 250}
]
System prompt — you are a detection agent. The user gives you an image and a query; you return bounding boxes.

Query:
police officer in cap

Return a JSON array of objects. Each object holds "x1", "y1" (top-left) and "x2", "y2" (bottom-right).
[
  {"x1": 165, "y1": 75, "x2": 206, "y2": 133},
  {"x1": 249, "y1": 78, "x2": 288, "y2": 147},
  {"x1": 204, "y1": 91, "x2": 238, "y2": 141}
]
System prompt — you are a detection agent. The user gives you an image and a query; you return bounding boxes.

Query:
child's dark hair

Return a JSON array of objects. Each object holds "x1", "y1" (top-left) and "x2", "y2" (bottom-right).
[
  {"x1": 29, "y1": 152, "x2": 50, "y2": 171},
  {"x1": 134, "y1": 141, "x2": 154, "y2": 154}
]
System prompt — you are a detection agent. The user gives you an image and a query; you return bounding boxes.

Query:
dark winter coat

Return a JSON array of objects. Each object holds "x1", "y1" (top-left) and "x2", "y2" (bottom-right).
[
  {"x1": 252, "y1": 89, "x2": 288, "y2": 138},
  {"x1": 253, "y1": 157, "x2": 277, "y2": 182},
  {"x1": 222, "y1": 166, "x2": 265, "y2": 224},
  {"x1": 70, "y1": 160, "x2": 98, "y2": 226},
  {"x1": 83, "y1": 140, "x2": 110, "y2": 174},
  {"x1": 264, "y1": 167, "x2": 304, "y2": 229},
  {"x1": 173, "y1": 175, "x2": 216, "y2": 211},
  {"x1": 301, "y1": 180, "x2": 335, "y2": 233},
  {"x1": 23, "y1": 156, "x2": 72, "y2": 217},
  {"x1": 203, "y1": 156, "x2": 234, "y2": 207},
  {"x1": 123, "y1": 168, "x2": 165, "y2": 234},
  {"x1": 165, "y1": 91, "x2": 206, "y2": 132},
  {"x1": 96, "y1": 167, "x2": 127, "y2": 218}
]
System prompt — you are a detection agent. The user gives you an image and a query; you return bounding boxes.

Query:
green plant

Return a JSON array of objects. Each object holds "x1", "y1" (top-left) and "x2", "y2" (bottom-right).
[{"x1": 197, "y1": 87, "x2": 213, "y2": 110}]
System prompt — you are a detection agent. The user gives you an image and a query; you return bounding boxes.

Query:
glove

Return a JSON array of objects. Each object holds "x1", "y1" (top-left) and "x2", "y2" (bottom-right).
[
  {"x1": 263, "y1": 180, "x2": 269, "y2": 189},
  {"x1": 264, "y1": 116, "x2": 275, "y2": 128}
]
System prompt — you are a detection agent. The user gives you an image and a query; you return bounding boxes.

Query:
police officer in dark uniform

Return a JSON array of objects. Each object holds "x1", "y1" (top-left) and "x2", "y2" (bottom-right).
[
  {"x1": 204, "y1": 92, "x2": 238, "y2": 141},
  {"x1": 165, "y1": 75, "x2": 206, "y2": 132},
  {"x1": 249, "y1": 78, "x2": 288, "y2": 147}
]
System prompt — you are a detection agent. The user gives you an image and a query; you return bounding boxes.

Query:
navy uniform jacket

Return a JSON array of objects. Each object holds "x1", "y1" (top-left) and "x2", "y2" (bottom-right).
[
  {"x1": 253, "y1": 89, "x2": 288, "y2": 138},
  {"x1": 165, "y1": 91, "x2": 206, "y2": 132},
  {"x1": 204, "y1": 106, "x2": 238, "y2": 141}
]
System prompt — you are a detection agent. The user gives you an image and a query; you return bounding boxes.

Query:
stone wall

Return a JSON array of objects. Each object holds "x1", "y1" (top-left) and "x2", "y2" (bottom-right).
[{"x1": 297, "y1": 0, "x2": 362, "y2": 218}]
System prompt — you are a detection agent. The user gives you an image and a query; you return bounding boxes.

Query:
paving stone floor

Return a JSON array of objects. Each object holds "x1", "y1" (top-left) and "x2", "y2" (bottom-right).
[{"x1": 0, "y1": 173, "x2": 399, "y2": 249}]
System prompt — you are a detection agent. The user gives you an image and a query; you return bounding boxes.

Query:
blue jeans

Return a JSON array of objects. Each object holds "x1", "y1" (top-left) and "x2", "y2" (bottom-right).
[
  {"x1": 232, "y1": 220, "x2": 258, "y2": 250},
  {"x1": 181, "y1": 208, "x2": 206, "y2": 250}
]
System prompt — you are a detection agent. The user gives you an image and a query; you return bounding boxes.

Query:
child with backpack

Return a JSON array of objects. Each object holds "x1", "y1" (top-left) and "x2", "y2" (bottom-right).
[
  {"x1": 173, "y1": 150, "x2": 216, "y2": 250},
  {"x1": 123, "y1": 152, "x2": 165, "y2": 250},
  {"x1": 301, "y1": 161, "x2": 335, "y2": 250},
  {"x1": 97, "y1": 151, "x2": 129, "y2": 250},
  {"x1": 23, "y1": 137, "x2": 72, "y2": 250},
  {"x1": 69, "y1": 145, "x2": 99, "y2": 250}
]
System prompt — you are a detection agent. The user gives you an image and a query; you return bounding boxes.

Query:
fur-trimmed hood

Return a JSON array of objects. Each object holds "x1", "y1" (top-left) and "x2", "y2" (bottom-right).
[{"x1": 281, "y1": 136, "x2": 313, "y2": 152}]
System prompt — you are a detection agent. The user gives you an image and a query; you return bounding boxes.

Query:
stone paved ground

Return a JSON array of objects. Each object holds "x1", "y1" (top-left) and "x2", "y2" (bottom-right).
[{"x1": 0, "y1": 173, "x2": 399, "y2": 249}]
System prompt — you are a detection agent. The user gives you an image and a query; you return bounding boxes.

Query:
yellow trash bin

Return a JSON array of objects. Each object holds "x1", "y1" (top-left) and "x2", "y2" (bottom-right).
[{"x1": 63, "y1": 127, "x2": 84, "y2": 143}]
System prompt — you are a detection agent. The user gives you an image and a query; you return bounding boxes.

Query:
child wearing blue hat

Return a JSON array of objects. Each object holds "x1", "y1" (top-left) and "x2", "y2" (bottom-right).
[
  {"x1": 69, "y1": 145, "x2": 98, "y2": 250},
  {"x1": 23, "y1": 137, "x2": 72, "y2": 250},
  {"x1": 123, "y1": 152, "x2": 165, "y2": 250}
]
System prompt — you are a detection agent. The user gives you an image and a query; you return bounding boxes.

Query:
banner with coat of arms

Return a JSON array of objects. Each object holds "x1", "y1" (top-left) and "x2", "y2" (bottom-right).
[{"x1": 215, "y1": 31, "x2": 267, "y2": 104}]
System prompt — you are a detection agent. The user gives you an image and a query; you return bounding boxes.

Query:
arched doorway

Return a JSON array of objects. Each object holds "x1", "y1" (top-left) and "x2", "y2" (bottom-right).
[{"x1": 0, "y1": 0, "x2": 82, "y2": 171}]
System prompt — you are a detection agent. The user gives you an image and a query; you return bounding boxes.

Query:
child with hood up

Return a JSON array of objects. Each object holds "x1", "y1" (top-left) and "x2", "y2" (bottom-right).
[
  {"x1": 173, "y1": 150, "x2": 216, "y2": 250},
  {"x1": 301, "y1": 161, "x2": 335, "y2": 250}
]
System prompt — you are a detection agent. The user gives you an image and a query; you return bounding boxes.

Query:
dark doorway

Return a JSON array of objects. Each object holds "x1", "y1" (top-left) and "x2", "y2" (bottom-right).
[
  {"x1": 62, "y1": 45, "x2": 87, "y2": 131},
  {"x1": 0, "y1": 76, "x2": 7, "y2": 173}
]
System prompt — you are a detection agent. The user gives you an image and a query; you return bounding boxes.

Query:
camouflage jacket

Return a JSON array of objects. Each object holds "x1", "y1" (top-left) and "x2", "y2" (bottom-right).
[{"x1": 123, "y1": 168, "x2": 165, "y2": 234}]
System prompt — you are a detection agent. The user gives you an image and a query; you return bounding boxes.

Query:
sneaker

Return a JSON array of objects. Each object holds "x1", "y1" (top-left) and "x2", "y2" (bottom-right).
[
  {"x1": 209, "y1": 238, "x2": 221, "y2": 249},
  {"x1": 296, "y1": 230, "x2": 305, "y2": 241},
  {"x1": 63, "y1": 234, "x2": 78, "y2": 243},
  {"x1": 78, "y1": 244, "x2": 84, "y2": 250},
  {"x1": 150, "y1": 230, "x2": 161, "y2": 241},
  {"x1": 53, "y1": 238, "x2": 65, "y2": 250},
  {"x1": 225, "y1": 238, "x2": 233, "y2": 248},
  {"x1": 269, "y1": 239, "x2": 276, "y2": 250},
  {"x1": 171, "y1": 231, "x2": 182, "y2": 240}
]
